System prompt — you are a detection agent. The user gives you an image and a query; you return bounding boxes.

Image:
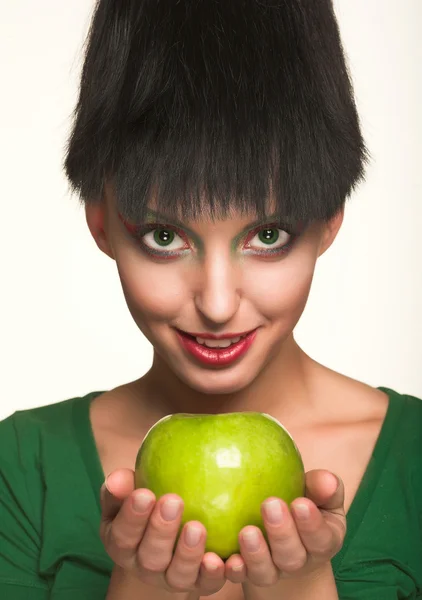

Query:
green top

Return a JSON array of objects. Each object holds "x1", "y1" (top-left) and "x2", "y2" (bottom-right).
[{"x1": 0, "y1": 387, "x2": 421, "y2": 599}]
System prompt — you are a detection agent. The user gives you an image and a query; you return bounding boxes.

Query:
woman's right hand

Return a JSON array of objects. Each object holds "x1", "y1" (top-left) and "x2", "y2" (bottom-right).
[{"x1": 100, "y1": 468, "x2": 230, "y2": 597}]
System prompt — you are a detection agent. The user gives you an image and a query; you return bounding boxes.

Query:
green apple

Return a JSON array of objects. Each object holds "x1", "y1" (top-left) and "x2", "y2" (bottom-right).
[{"x1": 135, "y1": 412, "x2": 305, "y2": 559}]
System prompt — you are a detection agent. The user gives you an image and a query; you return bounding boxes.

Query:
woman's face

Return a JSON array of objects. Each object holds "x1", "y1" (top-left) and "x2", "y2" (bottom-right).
[{"x1": 87, "y1": 187, "x2": 343, "y2": 395}]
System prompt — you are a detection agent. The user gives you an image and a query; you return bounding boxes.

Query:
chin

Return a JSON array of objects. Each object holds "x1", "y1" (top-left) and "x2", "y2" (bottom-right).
[{"x1": 173, "y1": 362, "x2": 261, "y2": 396}]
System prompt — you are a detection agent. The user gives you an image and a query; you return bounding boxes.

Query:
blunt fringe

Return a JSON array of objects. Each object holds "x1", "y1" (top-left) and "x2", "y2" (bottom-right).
[{"x1": 63, "y1": 0, "x2": 369, "y2": 225}]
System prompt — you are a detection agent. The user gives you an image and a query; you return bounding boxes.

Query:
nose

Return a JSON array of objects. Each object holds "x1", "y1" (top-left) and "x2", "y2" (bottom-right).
[{"x1": 194, "y1": 254, "x2": 241, "y2": 326}]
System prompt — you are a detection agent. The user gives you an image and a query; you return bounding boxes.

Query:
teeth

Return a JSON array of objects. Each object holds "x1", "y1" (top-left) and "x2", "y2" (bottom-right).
[{"x1": 195, "y1": 335, "x2": 243, "y2": 348}]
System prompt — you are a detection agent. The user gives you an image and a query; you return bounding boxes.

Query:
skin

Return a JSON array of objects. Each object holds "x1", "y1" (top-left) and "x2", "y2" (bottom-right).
[
  {"x1": 101, "y1": 469, "x2": 345, "y2": 598},
  {"x1": 87, "y1": 184, "x2": 349, "y2": 597},
  {"x1": 87, "y1": 182, "x2": 344, "y2": 416}
]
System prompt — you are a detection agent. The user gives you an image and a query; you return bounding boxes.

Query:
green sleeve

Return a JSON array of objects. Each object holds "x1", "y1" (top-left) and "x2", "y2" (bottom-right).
[{"x1": 0, "y1": 415, "x2": 49, "y2": 598}]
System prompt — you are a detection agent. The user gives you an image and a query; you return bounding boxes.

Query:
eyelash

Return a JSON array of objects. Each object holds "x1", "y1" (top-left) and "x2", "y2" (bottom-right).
[
  {"x1": 133, "y1": 224, "x2": 191, "y2": 260},
  {"x1": 243, "y1": 223, "x2": 299, "y2": 257},
  {"x1": 130, "y1": 222, "x2": 302, "y2": 260}
]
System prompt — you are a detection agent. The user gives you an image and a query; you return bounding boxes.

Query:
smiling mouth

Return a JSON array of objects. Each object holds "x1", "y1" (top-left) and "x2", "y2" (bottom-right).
[
  {"x1": 174, "y1": 328, "x2": 259, "y2": 367},
  {"x1": 176, "y1": 329, "x2": 256, "y2": 349}
]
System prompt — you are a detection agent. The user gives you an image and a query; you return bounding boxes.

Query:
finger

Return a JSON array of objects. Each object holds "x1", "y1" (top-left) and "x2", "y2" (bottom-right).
[
  {"x1": 136, "y1": 494, "x2": 184, "y2": 578},
  {"x1": 167, "y1": 527, "x2": 226, "y2": 597},
  {"x1": 99, "y1": 469, "x2": 157, "y2": 568},
  {"x1": 238, "y1": 526, "x2": 279, "y2": 587},
  {"x1": 197, "y1": 553, "x2": 226, "y2": 596},
  {"x1": 164, "y1": 521, "x2": 207, "y2": 592},
  {"x1": 102, "y1": 489, "x2": 156, "y2": 568},
  {"x1": 261, "y1": 498, "x2": 308, "y2": 574},
  {"x1": 304, "y1": 470, "x2": 346, "y2": 545},
  {"x1": 291, "y1": 497, "x2": 340, "y2": 560},
  {"x1": 224, "y1": 553, "x2": 247, "y2": 584},
  {"x1": 305, "y1": 470, "x2": 344, "y2": 512},
  {"x1": 100, "y1": 469, "x2": 137, "y2": 522}
]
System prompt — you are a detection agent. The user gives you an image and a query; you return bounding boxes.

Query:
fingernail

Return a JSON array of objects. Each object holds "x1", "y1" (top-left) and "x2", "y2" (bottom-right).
[
  {"x1": 331, "y1": 473, "x2": 340, "y2": 491},
  {"x1": 133, "y1": 492, "x2": 153, "y2": 514},
  {"x1": 232, "y1": 564, "x2": 244, "y2": 572},
  {"x1": 242, "y1": 529, "x2": 260, "y2": 552},
  {"x1": 294, "y1": 503, "x2": 310, "y2": 520},
  {"x1": 185, "y1": 524, "x2": 202, "y2": 547},
  {"x1": 206, "y1": 562, "x2": 219, "y2": 571},
  {"x1": 161, "y1": 498, "x2": 182, "y2": 521},
  {"x1": 263, "y1": 499, "x2": 283, "y2": 524}
]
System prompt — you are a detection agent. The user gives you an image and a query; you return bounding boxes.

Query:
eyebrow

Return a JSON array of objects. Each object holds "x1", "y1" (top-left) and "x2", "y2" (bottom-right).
[
  {"x1": 144, "y1": 210, "x2": 296, "y2": 231},
  {"x1": 233, "y1": 214, "x2": 297, "y2": 236},
  {"x1": 118, "y1": 210, "x2": 203, "y2": 249},
  {"x1": 118, "y1": 210, "x2": 203, "y2": 247},
  {"x1": 144, "y1": 210, "x2": 200, "y2": 238}
]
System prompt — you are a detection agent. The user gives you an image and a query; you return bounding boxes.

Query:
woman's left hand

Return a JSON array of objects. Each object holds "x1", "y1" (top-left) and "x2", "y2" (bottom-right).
[{"x1": 224, "y1": 469, "x2": 346, "y2": 586}]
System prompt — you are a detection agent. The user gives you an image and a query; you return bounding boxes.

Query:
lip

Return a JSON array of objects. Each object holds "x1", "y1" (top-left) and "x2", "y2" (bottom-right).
[
  {"x1": 177, "y1": 329, "x2": 255, "y2": 340},
  {"x1": 175, "y1": 328, "x2": 258, "y2": 367}
]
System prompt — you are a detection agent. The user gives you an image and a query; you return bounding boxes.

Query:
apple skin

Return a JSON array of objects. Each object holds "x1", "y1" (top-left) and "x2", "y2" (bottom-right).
[{"x1": 135, "y1": 412, "x2": 305, "y2": 559}]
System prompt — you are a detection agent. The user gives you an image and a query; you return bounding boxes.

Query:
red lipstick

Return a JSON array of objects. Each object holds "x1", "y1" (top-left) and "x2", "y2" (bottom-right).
[
  {"x1": 179, "y1": 330, "x2": 254, "y2": 340},
  {"x1": 175, "y1": 329, "x2": 258, "y2": 367}
]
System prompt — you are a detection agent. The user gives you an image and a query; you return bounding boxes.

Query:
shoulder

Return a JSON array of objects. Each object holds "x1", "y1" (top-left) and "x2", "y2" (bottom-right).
[
  {"x1": 380, "y1": 386, "x2": 422, "y2": 442},
  {"x1": 379, "y1": 385, "x2": 422, "y2": 417},
  {"x1": 316, "y1": 365, "x2": 421, "y2": 425},
  {"x1": 0, "y1": 391, "x2": 104, "y2": 531},
  {"x1": 354, "y1": 382, "x2": 422, "y2": 442},
  {"x1": 0, "y1": 391, "x2": 104, "y2": 473},
  {"x1": 0, "y1": 397, "x2": 87, "y2": 587},
  {"x1": 0, "y1": 392, "x2": 106, "y2": 591}
]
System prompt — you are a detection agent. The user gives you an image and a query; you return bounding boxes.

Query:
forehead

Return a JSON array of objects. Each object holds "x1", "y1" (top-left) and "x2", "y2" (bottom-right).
[{"x1": 105, "y1": 180, "x2": 295, "y2": 228}]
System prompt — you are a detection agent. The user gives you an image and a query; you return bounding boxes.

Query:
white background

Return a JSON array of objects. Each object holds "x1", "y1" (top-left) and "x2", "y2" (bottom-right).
[{"x1": 1, "y1": 0, "x2": 421, "y2": 420}]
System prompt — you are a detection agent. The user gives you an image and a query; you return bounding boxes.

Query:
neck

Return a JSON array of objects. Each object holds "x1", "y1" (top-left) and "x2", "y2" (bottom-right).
[{"x1": 138, "y1": 336, "x2": 319, "y2": 422}]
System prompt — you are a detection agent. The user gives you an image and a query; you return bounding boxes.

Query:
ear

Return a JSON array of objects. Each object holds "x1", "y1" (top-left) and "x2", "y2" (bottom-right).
[
  {"x1": 85, "y1": 201, "x2": 115, "y2": 260},
  {"x1": 317, "y1": 205, "x2": 345, "y2": 257}
]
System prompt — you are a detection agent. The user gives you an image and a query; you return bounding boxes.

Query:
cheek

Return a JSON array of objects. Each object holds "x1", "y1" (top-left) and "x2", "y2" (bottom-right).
[
  {"x1": 116, "y1": 256, "x2": 186, "y2": 322},
  {"x1": 244, "y1": 252, "x2": 316, "y2": 320}
]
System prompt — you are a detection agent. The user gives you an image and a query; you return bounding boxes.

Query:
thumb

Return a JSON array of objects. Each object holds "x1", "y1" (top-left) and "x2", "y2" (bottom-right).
[
  {"x1": 304, "y1": 469, "x2": 344, "y2": 513},
  {"x1": 100, "y1": 468, "x2": 136, "y2": 523}
]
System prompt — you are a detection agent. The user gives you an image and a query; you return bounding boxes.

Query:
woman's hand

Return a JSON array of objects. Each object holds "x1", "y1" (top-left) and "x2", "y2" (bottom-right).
[
  {"x1": 224, "y1": 470, "x2": 346, "y2": 587},
  {"x1": 100, "y1": 469, "x2": 227, "y2": 597}
]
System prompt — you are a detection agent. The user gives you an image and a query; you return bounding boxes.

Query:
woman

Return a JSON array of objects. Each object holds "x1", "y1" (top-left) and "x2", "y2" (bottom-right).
[{"x1": 0, "y1": 1, "x2": 421, "y2": 599}]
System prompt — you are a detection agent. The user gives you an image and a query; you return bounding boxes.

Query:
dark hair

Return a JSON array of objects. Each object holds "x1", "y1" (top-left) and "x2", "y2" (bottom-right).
[{"x1": 63, "y1": 0, "x2": 368, "y2": 225}]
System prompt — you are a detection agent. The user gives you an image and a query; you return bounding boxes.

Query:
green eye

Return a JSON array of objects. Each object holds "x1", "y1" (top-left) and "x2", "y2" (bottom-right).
[
  {"x1": 257, "y1": 229, "x2": 280, "y2": 245},
  {"x1": 140, "y1": 227, "x2": 187, "y2": 255},
  {"x1": 246, "y1": 227, "x2": 292, "y2": 253},
  {"x1": 153, "y1": 229, "x2": 175, "y2": 247}
]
